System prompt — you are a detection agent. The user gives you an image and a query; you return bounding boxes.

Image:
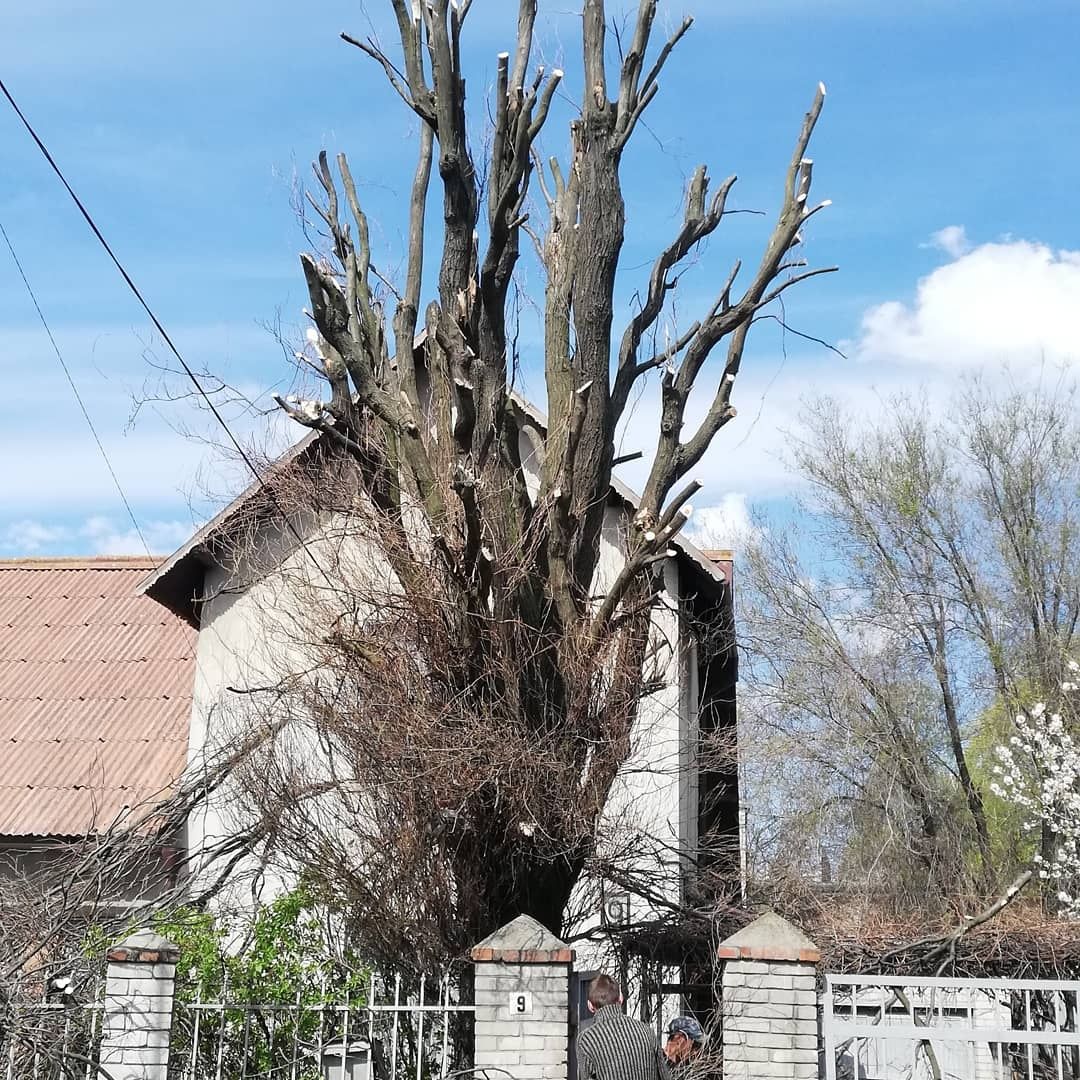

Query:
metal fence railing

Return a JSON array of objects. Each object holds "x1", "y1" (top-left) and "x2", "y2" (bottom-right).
[
  {"x1": 1, "y1": 967, "x2": 474, "y2": 1080},
  {"x1": 2, "y1": 975, "x2": 106, "y2": 1080},
  {"x1": 824, "y1": 973, "x2": 1080, "y2": 1080},
  {"x1": 170, "y1": 972, "x2": 475, "y2": 1080}
]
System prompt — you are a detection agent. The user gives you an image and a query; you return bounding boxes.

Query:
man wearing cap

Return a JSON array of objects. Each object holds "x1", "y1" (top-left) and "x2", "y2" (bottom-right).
[{"x1": 663, "y1": 1016, "x2": 704, "y2": 1072}]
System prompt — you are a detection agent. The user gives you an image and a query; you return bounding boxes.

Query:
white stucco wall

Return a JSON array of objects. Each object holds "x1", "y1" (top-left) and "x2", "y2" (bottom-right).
[{"x1": 183, "y1": 521, "x2": 313, "y2": 902}]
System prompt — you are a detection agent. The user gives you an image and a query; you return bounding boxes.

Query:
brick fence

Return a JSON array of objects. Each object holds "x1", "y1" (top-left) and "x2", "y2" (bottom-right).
[
  {"x1": 90, "y1": 912, "x2": 821, "y2": 1080},
  {"x1": 472, "y1": 914, "x2": 574, "y2": 1080},
  {"x1": 99, "y1": 929, "x2": 181, "y2": 1080},
  {"x1": 717, "y1": 912, "x2": 820, "y2": 1080}
]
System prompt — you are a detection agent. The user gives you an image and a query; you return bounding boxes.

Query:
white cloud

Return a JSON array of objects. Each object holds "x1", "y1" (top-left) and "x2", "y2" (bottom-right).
[
  {"x1": 2, "y1": 520, "x2": 71, "y2": 553},
  {"x1": 924, "y1": 224, "x2": 970, "y2": 258},
  {"x1": 0, "y1": 516, "x2": 196, "y2": 557},
  {"x1": 80, "y1": 516, "x2": 195, "y2": 556},
  {"x1": 685, "y1": 493, "x2": 760, "y2": 553},
  {"x1": 613, "y1": 229, "x2": 1080, "y2": 509},
  {"x1": 851, "y1": 234, "x2": 1080, "y2": 368}
]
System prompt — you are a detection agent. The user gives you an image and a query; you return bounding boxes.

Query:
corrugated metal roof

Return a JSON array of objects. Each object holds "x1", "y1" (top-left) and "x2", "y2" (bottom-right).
[{"x1": 0, "y1": 557, "x2": 195, "y2": 838}]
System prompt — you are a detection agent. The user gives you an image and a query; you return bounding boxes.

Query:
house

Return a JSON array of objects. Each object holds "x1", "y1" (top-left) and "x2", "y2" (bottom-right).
[
  {"x1": 139, "y1": 387, "x2": 740, "y2": 937},
  {"x1": 0, "y1": 556, "x2": 195, "y2": 907}
]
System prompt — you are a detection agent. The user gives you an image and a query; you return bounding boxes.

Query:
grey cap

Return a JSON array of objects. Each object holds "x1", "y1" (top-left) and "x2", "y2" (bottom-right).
[{"x1": 667, "y1": 1016, "x2": 704, "y2": 1044}]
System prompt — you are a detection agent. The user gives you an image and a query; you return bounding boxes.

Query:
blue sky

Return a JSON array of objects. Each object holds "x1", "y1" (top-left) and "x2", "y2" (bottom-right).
[{"x1": 2, "y1": 0, "x2": 1079, "y2": 556}]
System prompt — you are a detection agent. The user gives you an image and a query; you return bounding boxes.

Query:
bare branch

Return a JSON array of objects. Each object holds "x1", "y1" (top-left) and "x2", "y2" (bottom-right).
[
  {"x1": 632, "y1": 83, "x2": 832, "y2": 523},
  {"x1": 615, "y1": 10, "x2": 694, "y2": 150},
  {"x1": 509, "y1": 0, "x2": 538, "y2": 95},
  {"x1": 340, "y1": 33, "x2": 419, "y2": 117},
  {"x1": 612, "y1": 167, "x2": 737, "y2": 420}
]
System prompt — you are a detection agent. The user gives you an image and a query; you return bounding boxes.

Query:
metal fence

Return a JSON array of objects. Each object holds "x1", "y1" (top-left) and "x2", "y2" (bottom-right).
[
  {"x1": 824, "y1": 973, "x2": 1080, "y2": 1080},
  {"x1": 170, "y1": 972, "x2": 475, "y2": 1080},
  {"x1": 2, "y1": 975, "x2": 106, "y2": 1080},
  {"x1": 0, "y1": 969, "x2": 473, "y2": 1080}
]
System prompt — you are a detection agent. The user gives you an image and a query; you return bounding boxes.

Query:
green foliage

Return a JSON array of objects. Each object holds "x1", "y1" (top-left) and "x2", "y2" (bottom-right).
[
  {"x1": 967, "y1": 695, "x2": 1038, "y2": 876},
  {"x1": 154, "y1": 883, "x2": 367, "y2": 1004},
  {"x1": 892, "y1": 474, "x2": 922, "y2": 519},
  {"x1": 148, "y1": 886, "x2": 370, "y2": 1080}
]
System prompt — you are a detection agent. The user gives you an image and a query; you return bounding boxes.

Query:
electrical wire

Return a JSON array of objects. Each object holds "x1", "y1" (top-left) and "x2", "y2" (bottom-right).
[
  {"x1": 0, "y1": 75, "x2": 334, "y2": 586},
  {"x1": 0, "y1": 217, "x2": 151, "y2": 556}
]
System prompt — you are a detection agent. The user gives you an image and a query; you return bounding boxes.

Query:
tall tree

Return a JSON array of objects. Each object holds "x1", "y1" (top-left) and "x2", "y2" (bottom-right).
[
  {"x1": 242, "y1": 0, "x2": 832, "y2": 965},
  {"x1": 740, "y1": 378, "x2": 1080, "y2": 908}
]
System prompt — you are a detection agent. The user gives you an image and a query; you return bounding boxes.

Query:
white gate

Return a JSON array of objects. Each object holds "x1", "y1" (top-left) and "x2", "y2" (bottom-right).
[{"x1": 823, "y1": 974, "x2": 1080, "y2": 1080}]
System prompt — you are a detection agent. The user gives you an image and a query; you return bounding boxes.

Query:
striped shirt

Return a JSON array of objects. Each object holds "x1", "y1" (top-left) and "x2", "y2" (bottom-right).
[{"x1": 576, "y1": 1005, "x2": 670, "y2": 1080}]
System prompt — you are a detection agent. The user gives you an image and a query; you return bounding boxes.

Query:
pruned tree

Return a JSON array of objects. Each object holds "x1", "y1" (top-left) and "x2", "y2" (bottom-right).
[
  {"x1": 228, "y1": 0, "x2": 833, "y2": 965},
  {"x1": 739, "y1": 377, "x2": 1080, "y2": 914}
]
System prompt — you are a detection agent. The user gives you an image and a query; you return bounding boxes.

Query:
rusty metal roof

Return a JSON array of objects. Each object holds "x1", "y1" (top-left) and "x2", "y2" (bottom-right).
[
  {"x1": 0, "y1": 557, "x2": 195, "y2": 839},
  {"x1": 699, "y1": 549, "x2": 734, "y2": 586}
]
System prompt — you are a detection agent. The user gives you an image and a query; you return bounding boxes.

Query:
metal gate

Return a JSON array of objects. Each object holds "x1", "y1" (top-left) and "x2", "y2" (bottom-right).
[{"x1": 824, "y1": 973, "x2": 1080, "y2": 1080}]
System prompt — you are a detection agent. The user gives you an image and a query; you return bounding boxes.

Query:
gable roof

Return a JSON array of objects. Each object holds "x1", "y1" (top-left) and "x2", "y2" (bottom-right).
[
  {"x1": 138, "y1": 430, "x2": 321, "y2": 625},
  {"x1": 139, "y1": 389, "x2": 730, "y2": 625},
  {"x1": 0, "y1": 557, "x2": 195, "y2": 840}
]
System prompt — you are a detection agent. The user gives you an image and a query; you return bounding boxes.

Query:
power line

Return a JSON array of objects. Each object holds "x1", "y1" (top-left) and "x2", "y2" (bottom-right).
[
  {"x1": 0, "y1": 217, "x2": 151, "y2": 556},
  {"x1": 0, "y1": 75, "x2": 334, "y2": 587}
]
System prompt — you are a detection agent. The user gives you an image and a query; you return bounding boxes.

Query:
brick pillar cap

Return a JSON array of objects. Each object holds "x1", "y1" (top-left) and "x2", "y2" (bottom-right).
[
  {"x1": 717, "y1": 910, "x2": 820, "y2": 964},
  {"x1": 107, "y1": 928, "x2": 181, "y2": 964},
  {"x1": 471, "y1": 914, "x2": 574, "y2": 964}
]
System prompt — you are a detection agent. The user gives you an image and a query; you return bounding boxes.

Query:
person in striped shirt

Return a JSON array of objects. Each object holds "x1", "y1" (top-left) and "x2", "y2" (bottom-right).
[{"x1": 575, "y1": 975, "x2": 669, "y2": 1080}]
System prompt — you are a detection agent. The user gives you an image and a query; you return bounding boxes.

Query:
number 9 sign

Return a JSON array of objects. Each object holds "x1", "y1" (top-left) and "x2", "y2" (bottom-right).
[{"x1": 509, "y1": 991, "x2": 533, "y2": 1015}]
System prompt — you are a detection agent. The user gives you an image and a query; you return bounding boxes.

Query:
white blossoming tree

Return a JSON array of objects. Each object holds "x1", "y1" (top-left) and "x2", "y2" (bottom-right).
[{"x1": 992, "y1": 660, "x2": 1080, "y2": 912}]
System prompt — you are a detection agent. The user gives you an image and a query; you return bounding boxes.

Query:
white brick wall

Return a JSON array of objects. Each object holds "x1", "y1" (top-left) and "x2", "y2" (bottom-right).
[
  {"x1": 474, "y1": 962, "x2": 569, "y2": 1080},
  {"x1": 722, "y1": 959, "x2": 818, "y2": 1080},
  {"x1": 99, "y1": 935, "x2": 178, "y2": 1080}
]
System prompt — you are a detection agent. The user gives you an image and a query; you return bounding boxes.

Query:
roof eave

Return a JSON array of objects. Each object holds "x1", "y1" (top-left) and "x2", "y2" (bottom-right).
[
  {"x1": 142, "y1": 384, "x2": 728, "y2": 623},
  {"x1": 137, "y1": 431, "x2": 322, "y2": 625}
]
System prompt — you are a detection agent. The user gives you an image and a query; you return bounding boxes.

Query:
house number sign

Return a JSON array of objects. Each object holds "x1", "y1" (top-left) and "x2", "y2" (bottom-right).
[{"x1": 509, "y1": 991, "x2": 533, "y2": 1015}]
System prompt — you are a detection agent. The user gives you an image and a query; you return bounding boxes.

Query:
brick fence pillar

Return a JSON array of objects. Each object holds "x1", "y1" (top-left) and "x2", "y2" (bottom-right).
[
  {"x1": 99, "y1": 929, "x2": 181, "y2": 1080},
  {"x1": 471, "y1": 915, "x2": 574, "y2": 1080},
  {"x1": 717, "y1": 911, "x2": 820, "y2": 1080}
]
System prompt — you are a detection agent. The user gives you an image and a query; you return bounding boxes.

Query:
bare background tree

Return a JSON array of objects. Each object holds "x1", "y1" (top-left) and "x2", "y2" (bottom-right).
[
  {"x1": 739, "y1": 375, "x2": 1080, "y2": 920},
  {"x1": 0, "y1": 754, "x2": 262, "y2": 1075},
  {"x1": 189, "y1": 0, "x2": 838, "y2": 970}
]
